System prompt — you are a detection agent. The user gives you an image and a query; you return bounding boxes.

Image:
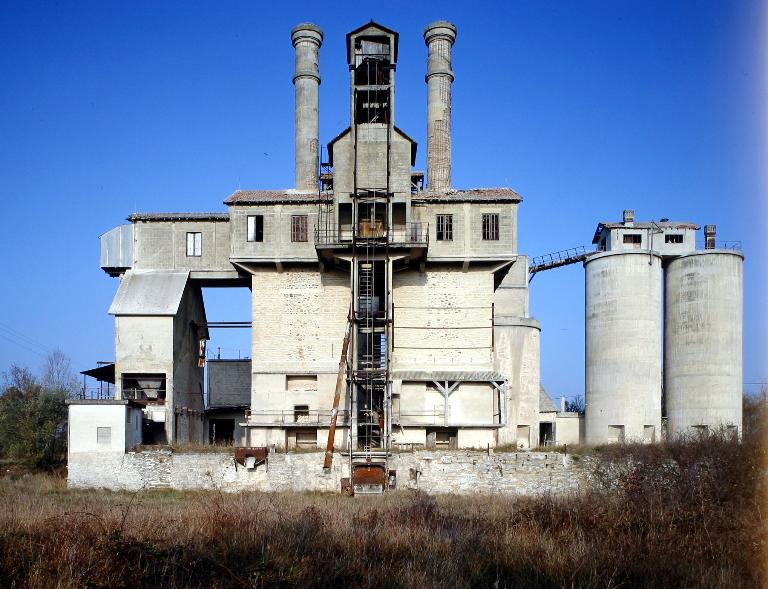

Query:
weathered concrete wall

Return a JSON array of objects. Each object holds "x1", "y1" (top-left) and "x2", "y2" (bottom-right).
[
  {"x1": 411, "y1": 203, "x2": 518, "y2": 261},
  {"x1": 585, "y1": 251, "x2": 662, "y2": 444},
  {"x1": 392, "y1": 266, "x2": 493, "y2": 369},
  {"x1": 229, "y1": 204, "x2": 319, "y2": 261},
  {"x1": 172, "y1": 282, "x2": 206, "y2": 443},
  {"x1": 133, "y1": 221, "x2": 231, "y2": 273},
  {"x1": 664, "y1": 251, "x2": 743, "y2": 435},
  {"x1": 493, "y1": 318, "x2": 541, "y2": 448},
  {"x1": 68, "y1": 449, "x2": 587, "y2": 496}
]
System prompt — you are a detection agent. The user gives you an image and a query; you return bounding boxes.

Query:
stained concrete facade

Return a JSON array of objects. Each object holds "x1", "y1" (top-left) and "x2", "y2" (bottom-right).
[
  {"x1": 585, "y1": 212, "x2": 744, "y2": 443},
  {"x1": 89, "y1": 20, "x2": 540, "y2": 456}
]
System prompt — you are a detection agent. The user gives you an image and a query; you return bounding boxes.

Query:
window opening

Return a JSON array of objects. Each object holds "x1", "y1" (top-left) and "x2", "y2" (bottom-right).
[
  {"x1": 291, "y1": 215, "x2": 308, "y2": 242},
  {"x1": 436, "y1": 214, "x2": 453, "y2": 241},
  {"x1": 482, "y1": 214, "x2": 499, "y2": 241},
  {"x1": 623, "y1": 234, "x2": 642, "y2": 247},
  {"x1": 247, "y1": 215, "x2": 264, "y2": 242},
  {"x1": 186, "y1": 232, "x2": 202, "y2": 256}
]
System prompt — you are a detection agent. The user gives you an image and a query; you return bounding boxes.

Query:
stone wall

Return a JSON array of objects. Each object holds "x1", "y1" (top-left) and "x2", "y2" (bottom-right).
[{"x1": 68, "y1": 449, "x2": 588, "y2": 495}]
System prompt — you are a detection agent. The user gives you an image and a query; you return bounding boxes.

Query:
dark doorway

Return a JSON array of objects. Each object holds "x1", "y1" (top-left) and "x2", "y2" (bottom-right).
[
  {"x1": 539, "y1": 422, "x2": 554, "y2": 446},
  {"x1": 142, "y1": 420, "x2": 167, "y2": 445},
  {"x1": 209, "y1": 418, "x2": 235, "y2": 444}
]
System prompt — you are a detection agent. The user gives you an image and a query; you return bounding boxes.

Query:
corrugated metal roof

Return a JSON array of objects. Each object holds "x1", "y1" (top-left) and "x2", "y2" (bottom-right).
[
  {"x1": 128, "y1": 212, "x2": 230, "y2": 222},
  {"x1": 393, "y1": 370, "x2": 505, "y2": 382},
  {"x1": 108, "y1": 271, "x2": 189, "y2": 316},
  {"x1": 412, "y1": 188, "x2": 522, "y2": 203},
  {"x1": 539, "y1": 386, "x2": 557, "y2": 413},
  {"x1": 224, "y1": 190, "x2": 324, "y2": 205}
]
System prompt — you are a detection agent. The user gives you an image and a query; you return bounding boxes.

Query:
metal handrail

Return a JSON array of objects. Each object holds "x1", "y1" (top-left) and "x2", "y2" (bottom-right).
[
  {"x1": 315, "y1": 222, "x2": 429, "y2": 246},
  {"x1": 121, "y1": 387, "x2": 167, "y2": 401},
  {"x1": 245, "y1": 409, "x2": 351, "y2": 425},
  {"x1": 696, "y1": 240, "x2": 743, "y2": 251}
]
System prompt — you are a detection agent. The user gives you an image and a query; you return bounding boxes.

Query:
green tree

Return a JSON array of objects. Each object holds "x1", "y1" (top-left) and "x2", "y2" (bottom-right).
[{"x1": 0, "y1": 352, "x2": 74, "y2": 468}]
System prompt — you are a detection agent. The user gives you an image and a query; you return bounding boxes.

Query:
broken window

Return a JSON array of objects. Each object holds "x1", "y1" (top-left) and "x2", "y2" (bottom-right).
[
  {"x1": 247, "y1": 215, "x2": 264, "y2": 242},
  {"x1": 96, "y1": 427, "x2": 112, "y2": 445},
  {"x1": 665, "y1": 234, "x2": 683, "y2": 244},
  {"x1": 186, "y1": 232, "x2": 202, "y2": 256},
  {"x1": 291, "y1": 215, "x2": 308, "y2": 242},
  {"x1": 482, "y1": 214, "x2": 499, "y2": 241},
  {"x1": 293, "y1": 405, "x2": 310, "y2": 423},
  {"x1": 436, "y1": 214, "x2": 453, "y2": 241},
  {"x1": 622, "y1": 234, "x2": 642, "y2": 247},
  {"x1": 355, "y1": 89, "x2": 390, "y2": 124}
]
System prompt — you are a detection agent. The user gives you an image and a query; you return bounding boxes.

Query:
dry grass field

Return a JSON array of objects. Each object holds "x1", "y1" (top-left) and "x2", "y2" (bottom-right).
[{"x1": 0, "y1": 398, "x2": 764, "y2": 588}]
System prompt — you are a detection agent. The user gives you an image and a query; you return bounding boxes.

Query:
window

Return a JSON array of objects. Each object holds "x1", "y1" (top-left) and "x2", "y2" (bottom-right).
[
  {"x1": 291, "y1": 215, "x2": 308, "y2": 242},
  {"x1": 247, "y1": 215, "x2": 264, "y2": 242},
  {"x1": 622, "y1": 233, "x2": 642, "y2": 247},
  {"x1": 436, "y1": 214, "x2": 453, "y2": 241},
  {"x1": 665, "y1": 234, "x2": 683, "y2": 244},
  {"x1": 482, "y1": 213, "x2": 499, "y2": 241},
  {"x1": 294, "y1": 405, "x2": 310, "y2": 423},
  {"x1": 186, "y1": 232, "x2": 202, "y2": 256},
  {"x1": 96, "y1": 427, "x2": 112, "y2": 445}
]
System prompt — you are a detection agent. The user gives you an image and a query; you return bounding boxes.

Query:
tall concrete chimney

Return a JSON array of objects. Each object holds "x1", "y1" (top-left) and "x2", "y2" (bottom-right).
[
  {"x1": 424, "y1": 21, "x2": 457, "y2": 193},
  {"x1": 291, "y1": 23, "x2": 323, "y2": 192}
]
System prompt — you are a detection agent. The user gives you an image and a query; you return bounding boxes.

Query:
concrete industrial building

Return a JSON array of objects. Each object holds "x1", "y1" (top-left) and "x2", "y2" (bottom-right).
[
  {"x1": 584, "y1": 211, "x2": 743, "y2": 443},
  {"x1": 68, "y1": 20, "x2": 744, "y2": 494}
]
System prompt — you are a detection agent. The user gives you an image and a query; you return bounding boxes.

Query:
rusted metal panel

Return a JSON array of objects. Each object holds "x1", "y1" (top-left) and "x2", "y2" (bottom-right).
[
  {"x1": 352, "y1": 464, "x2": 386, "y2": 485},
  {"x1": 233, "y1": 447, "x2": 268, "y2": 467}
]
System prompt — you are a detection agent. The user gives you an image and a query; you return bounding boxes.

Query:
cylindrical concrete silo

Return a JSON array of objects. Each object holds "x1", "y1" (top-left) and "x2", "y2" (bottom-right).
[
  {"x1": 664, "y1": 250, "x2": 743, "y2": 436},
  {"x1": 585, "y1": 251, "x2": 663, "y2": 444}
]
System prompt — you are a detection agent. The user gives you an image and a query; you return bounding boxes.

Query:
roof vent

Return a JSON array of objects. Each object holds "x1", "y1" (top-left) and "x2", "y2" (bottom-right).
[{"x1": 623, "y1": 209, "x2": 635, "y2": 225}]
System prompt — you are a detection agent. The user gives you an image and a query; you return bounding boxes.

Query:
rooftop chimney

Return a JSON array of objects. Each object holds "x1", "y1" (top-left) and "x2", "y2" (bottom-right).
[
  {"x1": 291, "y1": 23, "x2": 323, "y2": 192},
  {"x1": 705, "y1": 224, "x2": 716, "y2": 249},
  {"x1": 623, "y1": 209, "x2": 635, "y2": 225},
  {"x1": 424, "y1": 21, "x2": 457, "y2": 192}
]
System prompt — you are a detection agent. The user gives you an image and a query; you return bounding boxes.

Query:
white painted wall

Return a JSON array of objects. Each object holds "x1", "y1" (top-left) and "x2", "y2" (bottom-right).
[{"x1": 68, "y1": 403, "x2": 130, "y2": 454}]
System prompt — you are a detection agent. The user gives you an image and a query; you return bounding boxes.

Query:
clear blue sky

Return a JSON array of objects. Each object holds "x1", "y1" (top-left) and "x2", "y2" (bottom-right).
[{"x1": 0, "y1": 1, "x2": 765, "y2": 399}]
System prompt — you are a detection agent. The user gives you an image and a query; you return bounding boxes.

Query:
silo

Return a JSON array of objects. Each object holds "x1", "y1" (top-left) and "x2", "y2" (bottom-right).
[
  {"x1": 664, "y1": 250, "x2": 743, "y2": 436},
  {"x1": 585, "y1": 251, "x2": 662, "y2": 444}
]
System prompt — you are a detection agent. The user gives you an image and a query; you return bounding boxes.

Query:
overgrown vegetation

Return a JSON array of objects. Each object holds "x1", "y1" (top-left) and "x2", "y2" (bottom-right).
[
  {"x1": 0, "y1": 351, "x2": 77, "y2": 470},
  {"x1": 0, "y1": 395, "x2": 764, "y2": 588}
]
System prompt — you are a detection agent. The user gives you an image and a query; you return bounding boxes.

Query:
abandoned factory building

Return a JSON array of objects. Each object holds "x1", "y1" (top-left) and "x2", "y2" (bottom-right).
[{"x1": 69, "y1": 20, "x2": 743, "y2": 492}]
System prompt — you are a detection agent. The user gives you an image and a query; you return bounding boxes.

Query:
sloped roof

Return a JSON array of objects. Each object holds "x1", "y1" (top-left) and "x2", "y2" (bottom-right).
[
  {"x1": 108, "y1": 271, "x2": 189, "y2": 316},
  {"x1": 412, "y1": 188, "x2": 522, "y2": 203},
  {"x1": 128, "y1": 212, "x2": 229, "y2": 222},
  {"x1": 346, "y1": 21, "x2": 399, "y2": 64},
  {"x1": 394, "y1": 370, "x2": 505, "y2": 382},
  {"x1": 539, "y1": 386, "x2": 558, "y2": 413},
  {"x1": 224, "y1": 191, "x2": 324, "y2": 205},
  {"x1": 327, "y1": 126, "x2": 416, "y2": 166},
  {"x1": 592, "y1": 221, "x2": 699, "y2": 244}
]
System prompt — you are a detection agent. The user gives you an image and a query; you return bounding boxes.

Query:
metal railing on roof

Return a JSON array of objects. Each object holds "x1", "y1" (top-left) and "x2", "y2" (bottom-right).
[{"x1": 696, "y1": 240, "x2": 743, "y2": 251}]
